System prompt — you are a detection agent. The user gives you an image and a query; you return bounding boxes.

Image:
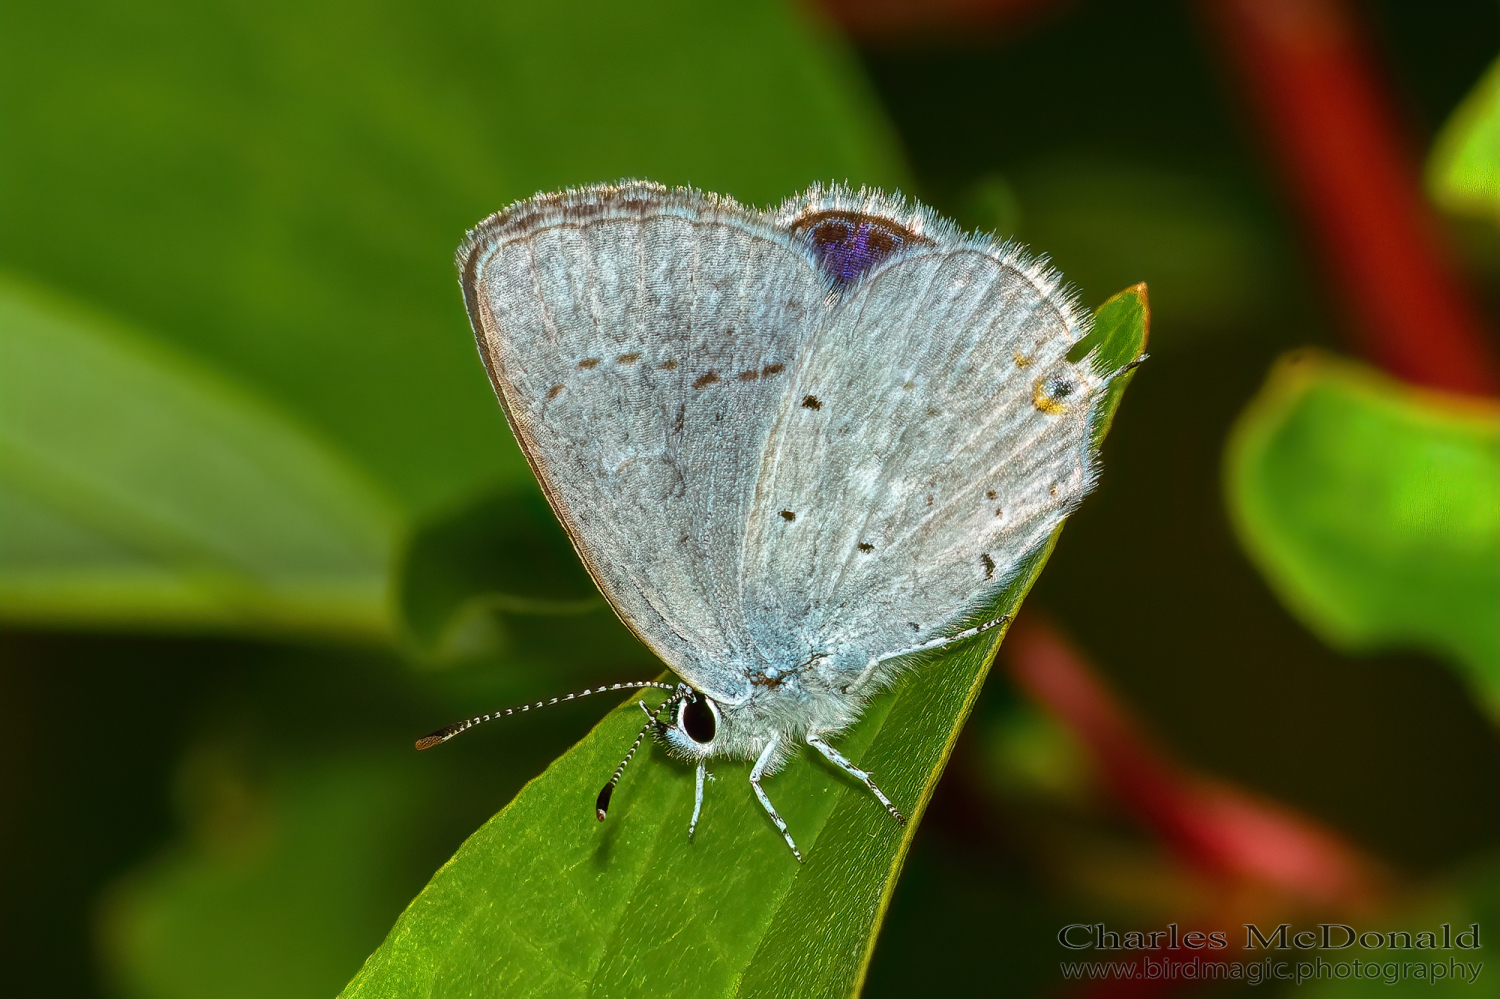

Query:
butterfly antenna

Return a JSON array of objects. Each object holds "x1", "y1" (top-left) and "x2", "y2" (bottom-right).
[
  {"x1": 414, "y1": 681, "x2": 676, "y2": 751},
  {"x1": 595, "y1": 701, "x2": 666, "y2": 821}
]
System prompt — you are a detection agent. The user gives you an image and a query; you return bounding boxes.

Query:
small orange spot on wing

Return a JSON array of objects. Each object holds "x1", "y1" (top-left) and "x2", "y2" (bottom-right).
[{"x1": 1032, "y1": 376, "x2": 1070, "y2": 415}]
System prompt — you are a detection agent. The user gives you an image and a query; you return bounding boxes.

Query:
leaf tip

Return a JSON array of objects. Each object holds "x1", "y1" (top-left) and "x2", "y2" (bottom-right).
[{"x1": 1114, "y1": 282, "x2": 1151, "y2": 351}]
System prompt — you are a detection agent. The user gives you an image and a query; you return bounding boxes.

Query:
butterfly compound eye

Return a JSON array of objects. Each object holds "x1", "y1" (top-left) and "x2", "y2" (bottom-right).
[{"x1": 679, "y1": 696, "x2": 717, "y2": 744}]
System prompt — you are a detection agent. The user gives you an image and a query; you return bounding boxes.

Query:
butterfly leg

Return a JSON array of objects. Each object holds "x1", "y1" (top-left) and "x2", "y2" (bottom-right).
[
  {"x1": 750, "y1": 737, "x2": 802, "y2": 863},
  {"x1": 688, "y1": 761, "x2": 708, "y2": 839},
  {"x1": 845, "y1": 615, "x2": 1012, "y2": 694},
  {"x1": 806, "y1": 734, "x2": 907, "y2": 826}
]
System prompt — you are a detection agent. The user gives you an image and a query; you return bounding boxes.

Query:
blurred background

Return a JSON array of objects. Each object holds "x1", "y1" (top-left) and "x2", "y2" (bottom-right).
[{"x1": 2, "y1": 1, "x2": 1498, "y2": 997}]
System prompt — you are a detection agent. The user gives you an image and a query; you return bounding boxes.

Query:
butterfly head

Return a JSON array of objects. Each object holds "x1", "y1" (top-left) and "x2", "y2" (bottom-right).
[{"x1": 653, "y1": 683, "x2": 723, "y2": 761}]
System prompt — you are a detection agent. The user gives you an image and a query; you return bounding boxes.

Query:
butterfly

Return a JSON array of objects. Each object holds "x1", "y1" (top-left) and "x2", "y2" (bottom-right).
[{"x1": 418, "y1": 180, "x2": 1132, "y2": 861}]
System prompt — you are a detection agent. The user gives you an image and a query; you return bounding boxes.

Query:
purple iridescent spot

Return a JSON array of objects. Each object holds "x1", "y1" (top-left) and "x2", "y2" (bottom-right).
[{"x1": 791, "y1": 211, "x2": 930, "y2": 287}]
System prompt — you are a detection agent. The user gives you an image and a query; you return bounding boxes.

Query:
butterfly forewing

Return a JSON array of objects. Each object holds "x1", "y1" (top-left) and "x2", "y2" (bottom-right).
[{"x1": 460, "y1": 185, "x2": 828, "y2": 698}]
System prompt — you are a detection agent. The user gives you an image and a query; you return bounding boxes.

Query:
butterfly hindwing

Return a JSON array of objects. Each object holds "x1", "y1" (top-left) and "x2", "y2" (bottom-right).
[{"x1": 740, "y1": 243, "x2": 1098, "y2": 684}]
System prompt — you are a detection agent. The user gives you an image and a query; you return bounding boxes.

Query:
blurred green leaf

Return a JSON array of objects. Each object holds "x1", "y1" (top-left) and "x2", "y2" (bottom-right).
[
  {"x1": 1428, "y1": 54, "x2": 1500, "y2": 221},
  {"x1": 100, "y1": 751, "x2": 439, "y2": 999},
  {"x1": 399, "y1": 489, "x2": 602, "y2": 665},
  {"x1": 1299, "y1": 853, "x2": 1499, "y2": 998},
  {"x1": 0, "y1": 273, "x2": 398, "y2": 638},
  {"x1": 338, "y1": 288, "x2": 1149, "y2": 999},
  {"x1": 1226, "y1": 352, "x2": 1500, "y2": 710},
  {"x1": 982, "y1": 700, "x2": 1093, "y2": 806},
  {"x1": 962, "y1": 173, "x2": 1023, "y2": 240},
  {"x1": 0, "y1": 0, "x2": 907, "y2": 642},
  {"x1": 0, "y1": 0, "x2": 905, "y2": 519},
  {"x1": 981, "y1": 160, "x2": 1279, "y2": 341}
]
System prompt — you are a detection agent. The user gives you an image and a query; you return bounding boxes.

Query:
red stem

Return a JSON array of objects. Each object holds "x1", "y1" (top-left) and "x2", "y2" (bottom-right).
[
  {"x1": 1001, "y1": 616, "x2": 1376, "y2": 902},
  {"x1": 1204, "y1": 0, "x2": 1500, "y2": 395}
]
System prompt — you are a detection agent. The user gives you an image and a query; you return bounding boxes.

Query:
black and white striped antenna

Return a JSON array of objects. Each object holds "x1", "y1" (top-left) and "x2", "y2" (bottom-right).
[
  {"x1": 595, "y1": 701, "x2": 668, "y2": 821},
  {"x1": 414, "y1": 680, "x2": 677, "y2": 751}
]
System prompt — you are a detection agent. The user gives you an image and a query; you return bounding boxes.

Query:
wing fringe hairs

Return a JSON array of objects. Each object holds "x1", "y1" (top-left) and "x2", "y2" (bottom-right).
[{"x1": 458, "y1": 179, "x2": 1090, "y2": 344}]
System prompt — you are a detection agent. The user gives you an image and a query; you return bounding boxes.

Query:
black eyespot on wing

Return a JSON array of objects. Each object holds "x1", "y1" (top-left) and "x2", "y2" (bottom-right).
[
  {"x1": 857, "y1": 542, "x2": 873, "y2": 552},
  {"x1": 1032, "y1": 371, "x2": 1078, "y2": 414},
  {"x1": 680, "y1": 697, "x2": 716, "y2": 744},
  {"x1": 801, "y1": 394, "x2": 822, "y2": 410},
  {"x1": 780, "y1": 510, "x2": 796, "y2": 522}
]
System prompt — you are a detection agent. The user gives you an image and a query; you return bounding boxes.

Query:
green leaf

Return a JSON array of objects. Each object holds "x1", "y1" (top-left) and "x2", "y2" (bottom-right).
[
  {"x1": 398, "y1": 489, "x2": 603, "y2": 665},
  {"x1": 100, "y1": 752, "x2": 436, "y2": 999},
  {"x1": 338, "y1": 287, "x2": 1149, "y2": 999},
  {"x1": 0, "y1": 0, "x2": 906, "y2": 642},
  {"x1": 1428, "y1": 54, "x2": 1500, "y2": 221},
  {"x1": 1297, "y1": 852, "x2": 1498, "y2": 998},
  {"x1": 1225, "y1": 351, "x2": 1500, "y2": 710},
  {"x1": 0, "y1": 0, "x2": 906, "y2": 519},
  {"x1": 0, "y1": 273, "x2": 399, "y2": 638},
  {"x1": 1074, "y1": 282, "x2": 1149, "y2": 450},
  {"x1": 976, "y1": 159, "x2": 1281, "y2": 341}
]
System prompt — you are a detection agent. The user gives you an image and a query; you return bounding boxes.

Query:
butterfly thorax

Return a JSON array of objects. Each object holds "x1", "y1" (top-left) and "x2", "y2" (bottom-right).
[{"x1": 661, "y1": 664, "x2": 869, "y2": 769}]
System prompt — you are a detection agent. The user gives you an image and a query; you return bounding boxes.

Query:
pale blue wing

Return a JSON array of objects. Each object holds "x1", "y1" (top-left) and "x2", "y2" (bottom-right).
[
  {"x1": 740, "y1": 242, "x2": 1100, "y2": 688},
  {"x1": 461, "y1": 183, "x2": 828, "y2": 702}
]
